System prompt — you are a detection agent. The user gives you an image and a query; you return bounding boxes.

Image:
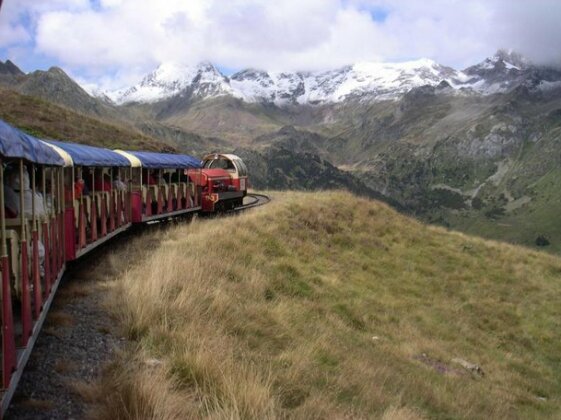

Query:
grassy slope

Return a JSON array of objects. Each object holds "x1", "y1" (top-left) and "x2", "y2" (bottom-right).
[
  {"x1": 95, "y1": 191, "x2": 561, "y2": 419},
  {"x1": 162, "y1": 97, "x2": 282, "y2": 145},
  {"x1": 0, "y1": 88, "x2": 172, "y2": 151},
  {"x1": 444, "y1": 167, "x2": 561, "y2": 255}
]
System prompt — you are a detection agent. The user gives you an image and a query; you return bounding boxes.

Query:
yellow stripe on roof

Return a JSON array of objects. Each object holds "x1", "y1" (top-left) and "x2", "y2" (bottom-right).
[
  {"x1": 113, "y1": 150, "x2": 142, "y2": 168},
  {"x1": 40, "y1": 140, "x2": 74, "y2": 167}
]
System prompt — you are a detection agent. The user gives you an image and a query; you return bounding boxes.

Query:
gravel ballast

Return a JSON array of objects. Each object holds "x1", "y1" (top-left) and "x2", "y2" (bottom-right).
[{"x1": 6, "y1": 249, "x2": 124, "y2": 419}]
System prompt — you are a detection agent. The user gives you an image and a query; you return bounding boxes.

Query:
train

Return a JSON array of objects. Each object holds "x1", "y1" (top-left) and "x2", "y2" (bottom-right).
[{"x1": 0, "y1": 119, "x2": 250, "y2": 415}]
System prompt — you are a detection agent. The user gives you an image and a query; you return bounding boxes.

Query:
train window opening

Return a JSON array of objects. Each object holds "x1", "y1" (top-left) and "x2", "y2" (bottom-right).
[
  {"x1": 205, "y1": 158, "x2": 236, "y2": 172},
  {"x1": 3, "y1": 160, "x2": 52, "y2": 221},
  {"x1": 130, "y1": 167, "x2": 141, "y2": 191},
  {"x1": 234, "y1": 159, "x2": 248, "y2": 177}
]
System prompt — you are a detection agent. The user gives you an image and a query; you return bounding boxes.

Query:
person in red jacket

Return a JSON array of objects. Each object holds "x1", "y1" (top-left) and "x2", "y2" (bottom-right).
[{"x1": 74, "y1": 178, "x2": 86, "y2": 198}]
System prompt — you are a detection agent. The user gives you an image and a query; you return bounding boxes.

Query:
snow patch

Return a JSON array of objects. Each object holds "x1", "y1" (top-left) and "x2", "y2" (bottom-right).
[{"x1": 90, "y1": 52, "x2": 549, "y2": 106}]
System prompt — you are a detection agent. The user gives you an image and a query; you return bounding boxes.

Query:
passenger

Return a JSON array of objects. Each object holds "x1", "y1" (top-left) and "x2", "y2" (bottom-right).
[
  {"x1": 7, "y1": 167, "x2": 46, "y2": 275},
  {"x1": 44, "y1": 179, "x2": 54, "y2": 213},
  {"x1": 11, "y1": 170, "x2": 46, "y2": 218},
  {"x1": 5, "y1": 170, "x2": 45, "y2": 218},
  {"x1": 74, "y1": 177, "x2": 86, "y2": 198},
  {"x1": 4, "y1": 166, "x2": 19, "y2": 217},
  {"x1": 113, "y1": 175, "x2": 127, "y2": 191}
]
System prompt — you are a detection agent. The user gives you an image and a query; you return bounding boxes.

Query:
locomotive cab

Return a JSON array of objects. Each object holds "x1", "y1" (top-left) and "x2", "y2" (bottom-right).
[
  {"x1": 197, "y1": 154, "x2": 249, "y2": 212},
  {"x1": 203, "y1": 154, "x2": 248, "y2": 192}
]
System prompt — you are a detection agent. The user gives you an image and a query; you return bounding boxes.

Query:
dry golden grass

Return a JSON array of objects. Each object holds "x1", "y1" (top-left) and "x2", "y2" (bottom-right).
[
  {"x1": 87, "y1": 352, "x2": 197, "y2": 420},
  {"x1": 68, "y1": 379, "x2": 100, "y2": 403},
  {"x1": 47, "y1": 310, "x2": 75, "y2": 327},
  {"x1": 95, "y1": 191, "x2": 561, "y2": 419}
]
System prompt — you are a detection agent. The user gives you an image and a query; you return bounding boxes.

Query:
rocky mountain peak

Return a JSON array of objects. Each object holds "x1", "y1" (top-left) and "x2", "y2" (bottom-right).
[
  {"x1": 455, "y1": 50, "x2": 546, "y2": 93},
  {"x1": 493, "y1": 49, "x2": 528, "y2": 69},
  {"x1": 47, "y1": 66, "x2": 71, "y2": 77},
  {"x1": 0, "y1": 60, "x2": 24, "y2": 76},
  {"x1": 94, "y1": 50, "x2": 561, "y2": 106},
  {"x1": 196, "y1": 61, "x2": 221, "y2": 75},
  {"x1": 231, "y1": 69, "x2": 270, "y2": 81},
  {"x1": 464, "y1": 49, "x2": 527, "y2": 77},
  {"x1": 109, "y1": 61, "x2": 232, "y2": 104}
]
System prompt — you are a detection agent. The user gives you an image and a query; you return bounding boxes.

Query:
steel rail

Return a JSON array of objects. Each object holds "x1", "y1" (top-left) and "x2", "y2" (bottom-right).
[{"x1": 234, "y1": 193, "x2": 270, "y2": 211}]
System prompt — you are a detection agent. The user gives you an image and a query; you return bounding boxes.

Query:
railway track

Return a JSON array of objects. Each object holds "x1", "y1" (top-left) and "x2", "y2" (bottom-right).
[{"x1": 235, "y1": 193, "x2": 271, "y2": 211}]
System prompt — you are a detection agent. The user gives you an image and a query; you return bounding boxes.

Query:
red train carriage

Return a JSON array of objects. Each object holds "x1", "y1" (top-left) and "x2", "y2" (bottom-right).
[
  {"x1": 0, "y1": 118, "x2": 251, "y2": 416},
  {"x1": 45, "y1": 141, "x2": 133, "y2": 260},
  {"x1": 194, "y1": 153, "x2": 248, "y2": 212},
  {"x1": 114, "y1": 150, "x2": 202, "y2": 223},
  {"x1": 0, "y1": 121, "x2": 67, "y2": 415}
]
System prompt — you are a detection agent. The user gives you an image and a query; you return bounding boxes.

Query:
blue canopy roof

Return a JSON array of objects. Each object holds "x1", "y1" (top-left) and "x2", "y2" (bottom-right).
[
  {"x1": 0, "y1": 119, "x2": 65, "y2": 166},
  {"x1": 48, "y1": 140, "x2": 130, "y2": 167},
  {"x1": 124, "y1": 150, "x2": 202, "y2": 169}
]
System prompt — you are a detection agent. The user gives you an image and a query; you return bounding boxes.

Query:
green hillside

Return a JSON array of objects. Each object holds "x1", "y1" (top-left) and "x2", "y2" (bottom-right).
[
  {"x1": 0, "y1": 88, "x2": 174, "y2": 151},
  {"x1": 93, "y1": 191, "x2": 561, "y2": 419},
  {"x1": 3, "y1": 59, "x2": 560, "y2": 254}
]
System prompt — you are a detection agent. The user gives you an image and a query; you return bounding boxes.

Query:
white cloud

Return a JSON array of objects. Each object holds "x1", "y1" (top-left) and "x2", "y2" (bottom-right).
[
  {"x1": 2, "y1": 0, "x2": 561, "y2": 89},
  {"x1": 0, "y1": 22, "x2": 30, "y2": 48},
  {"x1": 0, "y1": 0, "x2": 90, "y2": 51}
]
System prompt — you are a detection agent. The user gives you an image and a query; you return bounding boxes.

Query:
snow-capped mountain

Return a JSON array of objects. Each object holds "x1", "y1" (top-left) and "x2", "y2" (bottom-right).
[
  {"x1": 231, "y1": 58, "x2": 462, "y2": 104},
  {"x1": 100, "y1": 50, "x2": 560, "y2": 106},
  {"x1": 109, "y1": 62, "x2": 233, "y2": 105}
]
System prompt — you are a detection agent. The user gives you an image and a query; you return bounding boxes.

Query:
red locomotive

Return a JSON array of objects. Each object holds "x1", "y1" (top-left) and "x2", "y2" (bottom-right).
[{"x1": 193, "y1": 153, "x2": 249, "y2": 212}]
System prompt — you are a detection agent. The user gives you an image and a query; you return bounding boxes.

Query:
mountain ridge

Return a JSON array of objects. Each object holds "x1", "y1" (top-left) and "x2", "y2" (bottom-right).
[
  {"x1": 1, "y1": 52, "x2": 560, "y2": 253},
  {"x1": 98, "y1": 50, "x2": 561, "y2": 106}
]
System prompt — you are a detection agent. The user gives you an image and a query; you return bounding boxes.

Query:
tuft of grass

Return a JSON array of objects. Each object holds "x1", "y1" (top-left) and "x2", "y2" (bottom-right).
[
  {"x1": 68, "y1": 380, "x2": 100, "y2": 404},
  {"x1": 89, "y1": 355, "x2": 198, "y2": 420},
  {"x1": 95, "y1": 191, "x2": 561, "y2": 419}
]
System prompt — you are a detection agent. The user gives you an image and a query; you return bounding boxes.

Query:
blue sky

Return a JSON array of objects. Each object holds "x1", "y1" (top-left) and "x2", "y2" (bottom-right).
[
  {"x1": 1, "y1": 0, "x2": 560, "y2": 91},
  {"x1": 361, "y1": 5, "x2": 389, "y2": 23}
]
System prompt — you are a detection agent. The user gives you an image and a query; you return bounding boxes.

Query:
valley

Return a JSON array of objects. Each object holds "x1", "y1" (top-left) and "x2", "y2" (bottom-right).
[{"x1": 1, "y1": 49, "x2": 560, "y2": 252}]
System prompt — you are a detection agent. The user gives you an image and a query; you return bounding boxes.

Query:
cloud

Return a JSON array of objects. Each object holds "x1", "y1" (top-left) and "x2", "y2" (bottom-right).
[
  {"x1": 494, "y1": 0, "x2": 561, "y2": 66},
  {"x1": 1, "y1": 0, "x2": 561, "y2": 89},
  {"x1": 0, "y1": 22, "x2": 30, "y2": 48}
]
